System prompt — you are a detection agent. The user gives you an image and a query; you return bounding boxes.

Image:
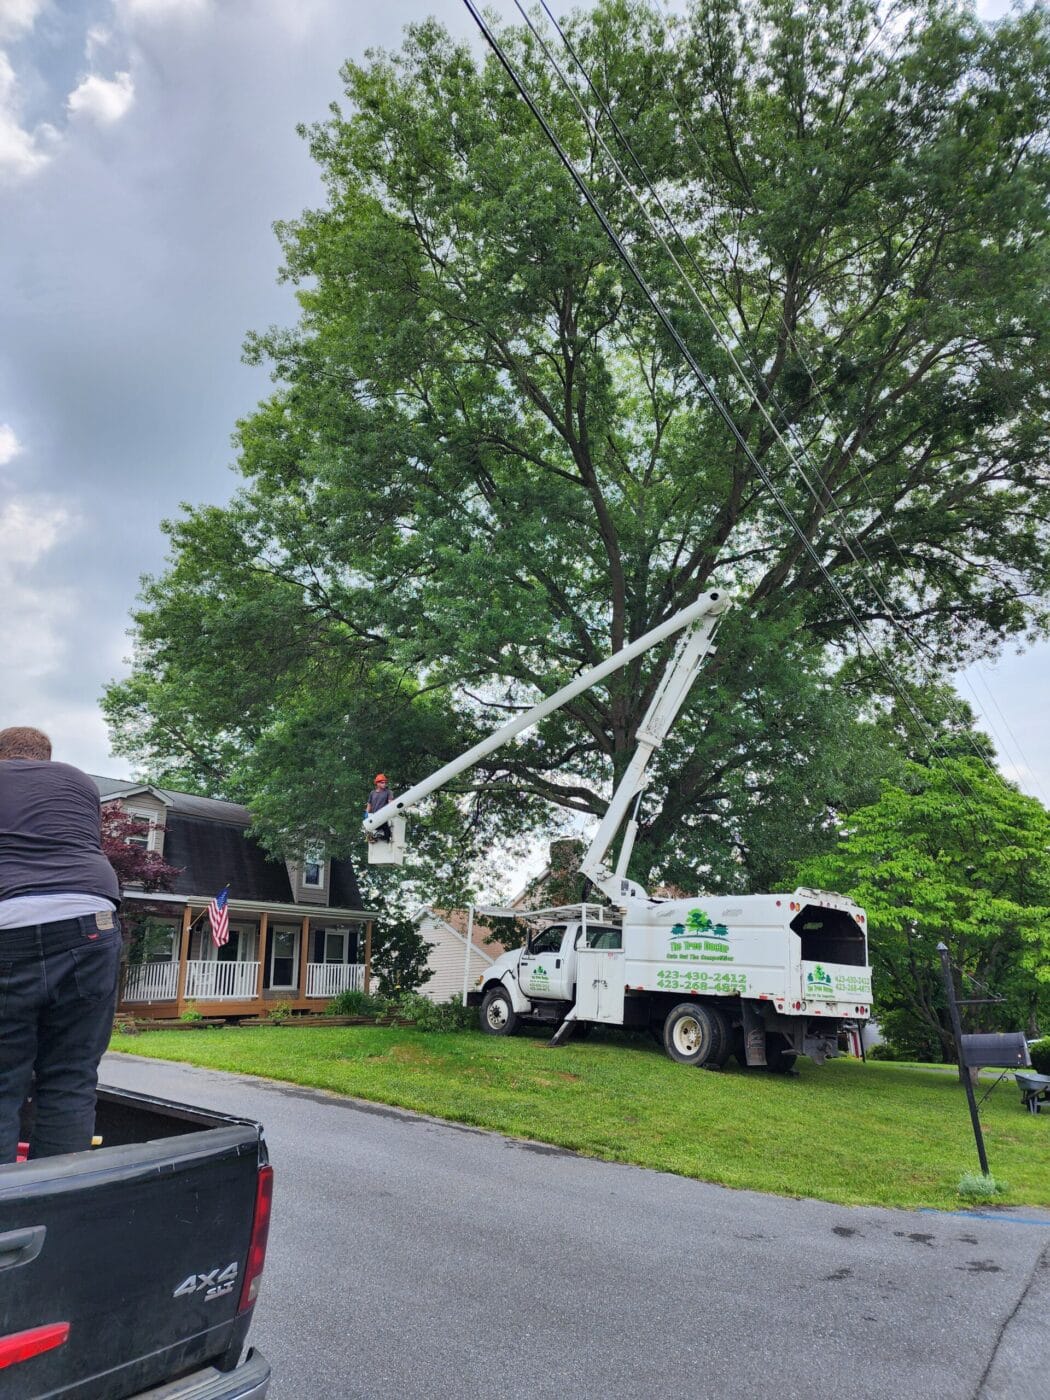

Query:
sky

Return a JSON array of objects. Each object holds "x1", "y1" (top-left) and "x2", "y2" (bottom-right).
[{"x1": 0, "y1": 0, "x2": 1046, "y2": 810}]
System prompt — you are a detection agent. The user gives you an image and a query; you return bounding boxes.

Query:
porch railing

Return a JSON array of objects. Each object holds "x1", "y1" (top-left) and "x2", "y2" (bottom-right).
[
  {"x1": 306, "y1": 962, "x2": 365, "y2": 999},
  {"x1": 123, "y1": 961, "x2": 179, "y2": 1003},
  {"x1": 184, "y1": 960, "x2": 260, "y2": 1001}
]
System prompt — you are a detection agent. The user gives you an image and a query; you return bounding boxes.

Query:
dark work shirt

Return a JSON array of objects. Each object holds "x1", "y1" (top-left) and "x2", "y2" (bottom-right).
[
  {"x1": 366, "y1": 787, "x2": 392, "y2": 815},
  {"x1": 0, "y1": 761, "x2": 120, "y2": 906}
]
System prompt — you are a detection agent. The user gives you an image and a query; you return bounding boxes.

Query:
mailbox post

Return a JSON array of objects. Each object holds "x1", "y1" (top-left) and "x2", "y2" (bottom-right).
[{"x1": 937, "y1": 941, "x2": 990, "y2": 1176}]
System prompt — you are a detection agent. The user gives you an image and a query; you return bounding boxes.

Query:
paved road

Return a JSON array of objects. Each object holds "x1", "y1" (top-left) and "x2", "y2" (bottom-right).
[{"x1": 102, "y1": 1053, "x2": 1050, "y2": 1400}]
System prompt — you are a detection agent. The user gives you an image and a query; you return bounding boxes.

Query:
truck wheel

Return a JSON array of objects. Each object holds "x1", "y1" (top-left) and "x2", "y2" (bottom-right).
[
  {"x1": 480, "y1": 987, "x2": 518, "y2": 1036},
  {"x1": 662, "y1": 1003, "x2": 726, "y2": 1067},
  {"x1": 766, "y1": 1036, "x2": 798, "y2": 1074}
]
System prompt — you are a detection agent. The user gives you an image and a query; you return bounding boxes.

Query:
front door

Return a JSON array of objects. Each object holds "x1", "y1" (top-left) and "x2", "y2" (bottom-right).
[
  {"x1": 269, "y1": 927, "x2": 300, "y2": 992},
  {"x1": 518, "y1": 925, "x2": 573, "y2": 1003}
]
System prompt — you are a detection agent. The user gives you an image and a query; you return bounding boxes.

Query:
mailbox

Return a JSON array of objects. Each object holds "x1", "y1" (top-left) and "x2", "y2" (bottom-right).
[{"x1": 960, "y1": 1032, "x2": 1031, "y2": 1069}]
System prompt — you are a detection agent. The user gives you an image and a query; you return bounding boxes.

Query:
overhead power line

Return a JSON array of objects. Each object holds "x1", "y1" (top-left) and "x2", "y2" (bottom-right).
[{"x1": 461, "y1": 0, "x2": 995, "y2": 822}]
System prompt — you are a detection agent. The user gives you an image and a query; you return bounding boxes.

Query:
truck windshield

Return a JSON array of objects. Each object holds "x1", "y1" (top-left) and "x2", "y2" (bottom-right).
[{"x1": 790, "y1": 906, "x2": 866, "y2": 966}]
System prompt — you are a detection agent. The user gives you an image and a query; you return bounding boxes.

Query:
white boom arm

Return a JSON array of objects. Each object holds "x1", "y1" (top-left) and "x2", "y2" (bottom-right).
[{"x1": 364, "y1": 590, "x2": 730, "y2": 904}]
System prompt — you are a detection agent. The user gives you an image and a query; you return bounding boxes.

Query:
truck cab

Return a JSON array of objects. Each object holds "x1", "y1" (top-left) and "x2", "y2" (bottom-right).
[{"x1": 474, "y1": 910, "x2": 618, "y2": 1033}]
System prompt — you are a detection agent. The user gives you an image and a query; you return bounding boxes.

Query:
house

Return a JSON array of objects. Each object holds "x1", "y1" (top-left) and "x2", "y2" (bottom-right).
[
  {"x1": 96, "y1": 778, "x2": 376, "y2": 1020},
  {"x1": 416, "y1": 907, "x2": 506, "y2": 1003}
]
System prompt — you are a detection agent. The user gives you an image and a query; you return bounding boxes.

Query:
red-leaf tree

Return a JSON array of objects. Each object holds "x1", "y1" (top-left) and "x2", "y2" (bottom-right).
[{"x1": 101, "y1": 803, "x2": 181, "y2": 892}]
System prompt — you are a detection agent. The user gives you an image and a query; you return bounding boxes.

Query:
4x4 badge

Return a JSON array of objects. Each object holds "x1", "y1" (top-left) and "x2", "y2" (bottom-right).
[{"x1": 173, "y1": 1262, "x2": 239, "y2": 1301}]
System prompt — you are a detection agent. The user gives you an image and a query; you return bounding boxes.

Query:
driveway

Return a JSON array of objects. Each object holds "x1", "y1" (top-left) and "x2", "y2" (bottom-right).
[{"x1": 101, "y1": 1052, "x2": 1050, "y2": 1400}]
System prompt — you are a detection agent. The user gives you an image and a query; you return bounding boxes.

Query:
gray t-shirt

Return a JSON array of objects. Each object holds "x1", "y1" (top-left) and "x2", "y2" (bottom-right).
[{"x1": 0, "y1": 760, "x2": 120, "y2": 908}]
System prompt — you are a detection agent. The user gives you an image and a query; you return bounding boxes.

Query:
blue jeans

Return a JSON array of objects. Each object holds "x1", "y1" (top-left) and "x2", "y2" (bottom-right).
[{"x1": 0, "y1": 915, "x2": 121, "y2": 1163}]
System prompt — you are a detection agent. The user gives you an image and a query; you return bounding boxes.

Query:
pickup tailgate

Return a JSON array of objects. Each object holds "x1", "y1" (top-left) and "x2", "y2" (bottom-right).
[{"x1": 0, "y1": 1091, "x2": 266, "y2": 1400}]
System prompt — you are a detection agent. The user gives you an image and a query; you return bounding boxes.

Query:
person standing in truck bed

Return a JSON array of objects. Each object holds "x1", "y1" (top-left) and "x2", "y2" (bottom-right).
[{"x1": 0, "y1": 726, "x2": 121, "y2": 1162}]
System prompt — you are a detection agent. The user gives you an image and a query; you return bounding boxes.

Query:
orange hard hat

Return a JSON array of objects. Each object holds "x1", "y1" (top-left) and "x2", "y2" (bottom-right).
[{"x1": 375, "y1": 774, "x2": 387, "y2": 783}]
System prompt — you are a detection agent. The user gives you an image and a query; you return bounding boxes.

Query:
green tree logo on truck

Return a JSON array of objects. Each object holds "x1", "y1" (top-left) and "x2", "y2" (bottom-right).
[
  {"x1": 806, "y1": 965, "x2": 834, "y2": 999},
  {"x1": 670, "y1": 909, "x2": 730, "y2": 940}
]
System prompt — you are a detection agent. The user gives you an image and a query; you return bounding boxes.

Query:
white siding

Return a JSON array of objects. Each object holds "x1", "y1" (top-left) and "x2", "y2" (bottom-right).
[{"x1": 419, "y1": 916, "x2": 496, "y2": 1003}]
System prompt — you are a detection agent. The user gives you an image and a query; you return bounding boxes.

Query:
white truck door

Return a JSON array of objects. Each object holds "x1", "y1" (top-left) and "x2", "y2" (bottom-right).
[
  {"x1": 517, "y1": 924, "x2": 574, "y2": 1003},
  {"x1": 575, "y1": 928, "x2": 626, "y2": 1023}
]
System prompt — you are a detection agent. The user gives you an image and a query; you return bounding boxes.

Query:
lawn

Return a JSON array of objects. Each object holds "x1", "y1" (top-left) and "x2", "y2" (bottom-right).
[{"x1": 109, "y1": 1024, "x2": 1050, "y2": 1211}]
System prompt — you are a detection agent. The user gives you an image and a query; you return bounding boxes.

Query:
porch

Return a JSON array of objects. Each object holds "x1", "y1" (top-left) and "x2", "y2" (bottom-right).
[{"x1": 118, "y1": 901, "x2": 373, "y2": 1020}]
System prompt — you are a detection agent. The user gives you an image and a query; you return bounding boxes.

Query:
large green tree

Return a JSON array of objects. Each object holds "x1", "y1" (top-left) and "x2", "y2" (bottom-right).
[
  {"x1": 106, "y1": 0, "x2": 1050, "y2": 892},
  {"x1": 797, "y1": 757, "x2": 1050, "y2": 1058}
]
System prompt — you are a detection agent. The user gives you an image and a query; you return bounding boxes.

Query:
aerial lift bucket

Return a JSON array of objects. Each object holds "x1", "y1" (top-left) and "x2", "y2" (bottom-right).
[{"x1": 366, "y1": 814, "x2": 407, "y2": 866}]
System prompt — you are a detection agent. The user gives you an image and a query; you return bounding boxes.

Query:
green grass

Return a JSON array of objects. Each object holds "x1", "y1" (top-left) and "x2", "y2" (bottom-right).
[{"x1": 109, "y1": 1025, "x2": 1050, "y2": 1211}]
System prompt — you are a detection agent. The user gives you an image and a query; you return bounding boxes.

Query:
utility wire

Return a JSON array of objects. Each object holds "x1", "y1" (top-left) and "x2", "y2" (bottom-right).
[
  {"x1": 470, "y1": 0, "x2": 988, "y2": 820},
  {"x1": 649, "y1": 0, "x2": 1047, "y2": 801},
  {"x1": 523, "y1": 0, "x2": 1010, "y2": 808}
]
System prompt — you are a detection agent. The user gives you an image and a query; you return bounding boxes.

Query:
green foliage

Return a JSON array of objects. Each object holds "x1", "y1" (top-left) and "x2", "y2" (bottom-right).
[
  {"x1": 957, "y1": 1172, "x2": 1008, "y2": 1202},
  {"x1": 268, "y1": 1001, "x2": 293, "y2": 1023},
  {"x1": 124, "y1": 914, "x2": 178, "y2": 967},
  {"x1": 370, "y1": 919, "x2": 435, "y2": 997},
  {"x1": 388, "y1": 994, "x2": 477, "y2": 1033},
  {"x1": 866, "y1": 1043, "x2": 903, "y2": 1062},
  {"x1": 105, "y1": 0, "x2": 1050, "y2": 894},
  {"x1": 179, "y1": 1003, "x2": 204, "y2": 1023},
  {"x1": 324, "y1": 988, "x2": 387, "y2": 1017},
  {"x1": 798, "y1": 756, "x2": 1050, "y2": 1061},
  {"x1": 1029, "y1": 1039, "x2": 1050, "y2": 1076}
]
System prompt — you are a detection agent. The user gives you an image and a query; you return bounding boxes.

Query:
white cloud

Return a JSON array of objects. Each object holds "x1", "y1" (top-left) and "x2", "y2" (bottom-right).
[
  {"x1": 85, "y1": 25, "x2": 113, "y2": 62},
  {"x1": 0, "y1": 422, "x2": 21, "y2": 466},
  {"x1": 0, "y1": 50, "x2": 56, "y2": 180},
  {"x1": 116, "y1": 0, "x2": 210, "y2": 24},
  {"x1": 0, "y1": 0, "x2": 46, "y2": 41},
  {"x1": 0, "y1": 496, "x2": 78, "y2": 681},
  {"x1": 67, "y1": 70, "x2": 135, "y2": 126}
]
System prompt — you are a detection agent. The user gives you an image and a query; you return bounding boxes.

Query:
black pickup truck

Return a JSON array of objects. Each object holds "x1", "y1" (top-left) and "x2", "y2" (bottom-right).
[{"x1": 0, "y1": 1085, "x2": 272, "y2": 1399}]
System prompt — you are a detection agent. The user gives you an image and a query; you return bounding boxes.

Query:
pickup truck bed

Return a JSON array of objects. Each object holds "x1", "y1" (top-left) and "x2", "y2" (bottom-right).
[{"x1": 0, "y1": 1086, "x2": 272, "y2": 1400}]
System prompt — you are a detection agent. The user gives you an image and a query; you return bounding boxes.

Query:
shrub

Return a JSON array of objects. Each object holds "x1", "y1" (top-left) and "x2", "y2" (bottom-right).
[
  {"x1": 179, "y1": 1003, "x2": 203, "y2": 1023},
  {"x1": 269, "y1": 1001, "x2": 293, "y2": 1023},
  {"x1": 324, "y1": 988, "x2": 386, "y2": 1017},
  {"x1": 958, "y1": 1171, "x2": 1008, "y2": 1201},
  {"x1": 1028, "y1": 1037, "x2": 1050, "y2": 1075},
  {"x1": 866, "y1": 1043, "x2": 902, "y2": 1061},
  {"x1": 389, "y1": 993, "x2": 477, "y2": 1033}
]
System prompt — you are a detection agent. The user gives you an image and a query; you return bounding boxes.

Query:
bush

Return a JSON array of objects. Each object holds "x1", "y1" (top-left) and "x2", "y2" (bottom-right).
[
  {"x1": 1028, "y1": 1037, "x2": 1050, "y2": 1075},
  {"x1": 866, "y1": 1043, "x2": 903, "y2": 1061},
  {"x1": 958, "y1": 1171, "x2": 1008, "y2": 1201},
  {"x1": 324, "y1": 988, "x2": 386, "y2": 1017},
  {"x1": 179, "y1": 1003, "x2": 203, "y2": 1023},
  {"x1": 269, "y1": 1001, "x2": 293, "y2": 1023},
  {"x1": 387, "y1": 993, "x2": 477, "y2": 1033}
]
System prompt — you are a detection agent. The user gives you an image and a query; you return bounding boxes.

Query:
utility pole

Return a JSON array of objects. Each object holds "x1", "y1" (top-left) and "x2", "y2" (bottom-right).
[{"x1": 937, "y1": 941, "x2": 990, "y2": 1176}]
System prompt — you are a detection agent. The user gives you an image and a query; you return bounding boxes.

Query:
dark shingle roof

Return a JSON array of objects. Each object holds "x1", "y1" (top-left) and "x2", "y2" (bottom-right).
[{"x1": 92, "y1": 776, "x2": 364, "y2": 910}]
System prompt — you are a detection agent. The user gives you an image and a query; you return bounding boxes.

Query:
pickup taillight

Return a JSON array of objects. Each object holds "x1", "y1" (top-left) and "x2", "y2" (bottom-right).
[
  {"x1": 238, "y1": 1163, "x2": 273, "y2": 1313},
  {"x1": 0, "y1": 1322, "x2": 70, "y2": 1370}
]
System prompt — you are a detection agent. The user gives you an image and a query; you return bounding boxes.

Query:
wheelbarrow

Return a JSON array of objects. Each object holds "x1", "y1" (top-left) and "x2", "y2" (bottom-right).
[{"x1": 1014, "y1": 1071, "x2": 1050, "y2": 1114}]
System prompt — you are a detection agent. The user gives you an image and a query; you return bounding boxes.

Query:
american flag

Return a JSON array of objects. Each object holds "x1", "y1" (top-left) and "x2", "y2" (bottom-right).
[{"x1": 208, "y1": 887, "x2": 230, "y2": 948}]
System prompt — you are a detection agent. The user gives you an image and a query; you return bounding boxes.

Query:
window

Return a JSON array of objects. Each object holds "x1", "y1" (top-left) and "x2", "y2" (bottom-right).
[
  {"x1": 527, "y1": 925, "x2": 566, "y2": 956},
  {"x1": 323, "y1": 929, "x2": 348, "y2": 964},
  {"x1": 124, "y1": 808, "x2": 155, "y2": 850},
  {"x1": 303, "y1": 844, "x2": 325, "y2": 889}
]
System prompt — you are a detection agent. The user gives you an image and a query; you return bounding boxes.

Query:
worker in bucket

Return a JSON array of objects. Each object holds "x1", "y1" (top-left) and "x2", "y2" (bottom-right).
[{"x1": 365, "y1": 773, "x2": 393, "y2": 841}]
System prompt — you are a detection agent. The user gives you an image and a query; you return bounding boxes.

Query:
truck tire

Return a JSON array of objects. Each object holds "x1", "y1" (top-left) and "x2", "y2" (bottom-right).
[
  {"x1": 662, "y1": 1002, "x2": 726, "y2": 1067},
  {"x1": 766, "y1": 1035, "x2": 798, "y2": 1074},
  {"x1": 480, "y1": 986, "x2": 519, "y2": 1036}
]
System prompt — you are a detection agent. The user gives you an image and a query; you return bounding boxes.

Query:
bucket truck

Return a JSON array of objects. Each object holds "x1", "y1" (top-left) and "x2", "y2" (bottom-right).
[{"x1": 363, "y1": 591, "x2": 872, "y2": 1070}]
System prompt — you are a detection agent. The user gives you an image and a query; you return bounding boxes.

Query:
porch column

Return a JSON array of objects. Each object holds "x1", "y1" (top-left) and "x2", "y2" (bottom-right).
[
  {"x1": 174, "y1": 905, "x2": 194, "y2": 1013},
  {"x1": 298, "y1": 916, "x2": 311, "y2": 1001},
  {"x1": 364, "y1": 920, "x2": 372, "y2": 995},
  {"x1": 256, "y1": 912, "x2": 269, "y2": 1004}
]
